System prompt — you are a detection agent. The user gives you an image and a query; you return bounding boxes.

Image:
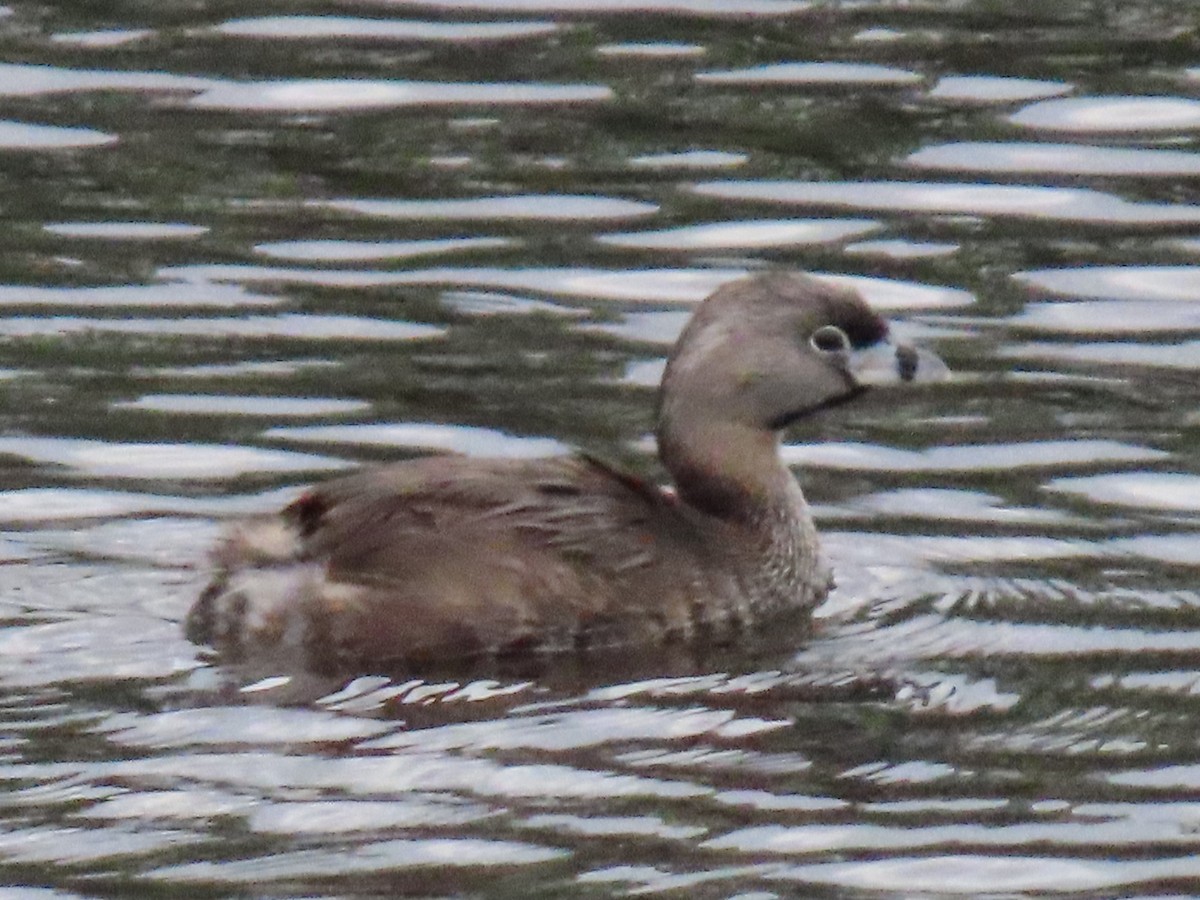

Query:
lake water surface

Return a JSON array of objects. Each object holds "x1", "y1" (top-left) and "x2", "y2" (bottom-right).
[{"x1": 3, "y1": 1, "x2": 1200, "y2": 897}]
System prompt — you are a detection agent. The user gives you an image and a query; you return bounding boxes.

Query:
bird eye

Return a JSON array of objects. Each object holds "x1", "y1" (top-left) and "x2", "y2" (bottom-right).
[{"x1": 810, "y1": 325, "x2": 850, "y2": 354}]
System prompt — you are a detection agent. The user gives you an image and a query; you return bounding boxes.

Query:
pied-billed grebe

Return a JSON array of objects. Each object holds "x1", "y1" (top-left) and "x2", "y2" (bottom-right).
[{"x1": 187, "y1": 272, "x2": 947, "y2": 670}]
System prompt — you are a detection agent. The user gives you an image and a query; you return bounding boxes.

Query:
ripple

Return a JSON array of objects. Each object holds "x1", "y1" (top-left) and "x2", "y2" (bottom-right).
[
  {"x1": 113, "y1": 395, "x2": 370, "y2": 417},
  {"x1": 50, "y1": 28, "x2": 153, "y2": 47},
  {"x1": 314, "y1": 194, "x2": 658, "y2": 221},
  {"x1": 816, "y1": 610, "x2": 1200, "y2": 662},
  {"x1": 523, "y1": 812, "x2": 706, "y2": 840},
  {"x1": 1110, "y1": 765, "x2": 1200, "y2": 789},
  {"x1": 578, "y1": 865, "x2": 773, "y2": 894},
  {"x1": 782, "y1": 439, "x2": 1166, "y2": 472},
  {"x1": 628, "y1": 149, "x2": 745, "y2": 169},
  {"x1": 697, "y1": 61, "x2": 921, "y2": 87},
  {"x1": 44, "y1": 222, "x2": 209, "y2": 240},
  {"x1": 133, "y1": 358, "x2": 341, "y2": 378},
  {"x1": 0, "y1": 823, "x2": 204, "y2": 865},
  {"x1": 596, "y1": 218, "x2": 880, "y2": 250},
  {"x1": 190, "y1": 79, "x2": 611, "y2": 111},
  {"x1": 441, "y1": 289, "x2": 586, "y2": 317},
  {"x1": 706, "y1": 818, "x2": 1200, "y2": 854},
  {"x1": 390, "y1": 265, "x2": 741, "y2": 301},
  {"x1": 690, "y1": 180, "x2": 1200, "y2": 226},
  {"x1": 114, "y1": 749, "x2": 709, "y2": 801},
  {"x1": 843, "y1": 239, "x2": 958, "y2": 259},
  {"x1": 927, "y1": 74, "x2": 1072, "y2": 104},
  {"x1": 98, "y1": 708, "x2": 392, "y2": 748},
  {"x1": 375, "y1": 0, "x2": 811, "y2": 15},
  {"x1": 1093, "y1": 671, "x2": 1200, "y2": 698},
  {"x1": 771, "y1": 854, "x2": 1200, "y2": 894},
  {"x1": 254, "y1": 236, "x2": 512, "y2": 261},
  {"x1": 80, "y1": 789, "x2": 257, "y2": 823},
  {"x1": 17, "y1": 516, "x2": 216, "y2": 567},
  {"x1": 0, "y1": 313, "x2": 446, "y2": 341},
  {"x1": 212, "y1": 16, "x2": 561, "y2": 41},
  {"x1": 162, "y1": 262, "x2": 738, "y2": 301},
  {"x1": 263, "y1": 422, "x2": 567, "y2": 457},
  {"x1": 820, "y1": 533, "x2": 1097, "y2": 576},
  {"x1": 0, "y1": 613, "x2": 198, "y2": 686},
  {"x1": 0, "y1": 486, "x2": 300, "y2": 523},
  {"x1": 1106, "y1": 534, "x2": 1200, "y2": 566},
  {"x1": 906, "y1": 142, "x2": 1200, "y2": 177},
  {"x1": 345, "y1": 267, "x2": 964, "y2": 308},
  {"x1": 1009, "y1": 300, "x2": 1200, "y2": 334},
  {"x1": 146, "y1": 838, "x2": 568, "y2": 884},
  {"x1": 0, "y1": 282, "x2": 277, "y2": 308},
  {"x1": 0, "y1": 120, "x2": 117, "y2": 149},
  {"x1": 598, "y1": 42, "x2": 706, "y2": 58},
  {"x1": 1000, "y1": 339, "x2": 1200, "y2": 369},
  {"x1": 715, "y1": 790, "x2": 847, "y2": 812},
  {"x1": 0, "y1": 488, "x2": 177, "y2": 522},
  {"x1": 248, "y1": 799, "x2": 501, "y2": 839},
  {"x1": 1046, "y1": 472, "x2": 1200, "y2": 511},
  {"x1": 1011, "y1": 95, "x2": 1200, "y2": 133},
  {"x1": 841, "y1": 488, "x2": 1072, "y2": 525},
  {"x1": 1014, "y1": 265, "x2": 1200, "y2": 300},
  {"x1": 0, "y1": 62, "x2": 213, "y2": 96},
  {"x1": 361, "y1": 706, "x2": 767, "y2": 753},
  {"x1": 0, "y1": 436, "x2": 350, "y2": 479}
]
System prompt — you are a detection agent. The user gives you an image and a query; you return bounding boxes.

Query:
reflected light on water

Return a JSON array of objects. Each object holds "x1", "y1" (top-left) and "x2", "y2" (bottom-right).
[{"x1": 211, "y1": 16, "x2": 562, "y2": 42}]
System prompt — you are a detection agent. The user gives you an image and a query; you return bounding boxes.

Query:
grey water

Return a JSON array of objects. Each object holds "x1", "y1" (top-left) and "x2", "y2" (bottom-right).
[{"x1": 2, "y1": 0, "x2": 1200, "y2": 896}]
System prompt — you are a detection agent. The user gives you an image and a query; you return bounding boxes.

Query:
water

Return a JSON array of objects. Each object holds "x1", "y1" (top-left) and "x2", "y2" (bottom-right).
[{"x1": 2, "y1": 0, "x2": 1200, "y2": 896}]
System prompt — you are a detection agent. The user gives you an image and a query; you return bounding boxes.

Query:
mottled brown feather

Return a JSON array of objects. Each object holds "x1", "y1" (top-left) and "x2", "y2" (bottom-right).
[{"x1": 188, "y1": 272, "x2": 943, "y2": 672}]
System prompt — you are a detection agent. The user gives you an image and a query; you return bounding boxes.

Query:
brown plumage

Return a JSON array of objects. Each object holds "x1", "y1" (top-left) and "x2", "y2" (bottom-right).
[{"x1": 187, "y1": 272, "x2": 946, "y2": 671}]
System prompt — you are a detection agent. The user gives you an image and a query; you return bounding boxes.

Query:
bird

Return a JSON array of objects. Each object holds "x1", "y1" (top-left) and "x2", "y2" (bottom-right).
[{"x1": 186, "y1": 271, "x2": 947, "y2": 672}]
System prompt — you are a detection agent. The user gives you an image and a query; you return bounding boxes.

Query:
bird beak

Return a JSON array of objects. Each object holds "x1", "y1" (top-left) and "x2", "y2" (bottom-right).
[{"x1": 847, "y1": 339, "x2": 949, "y2": 386}]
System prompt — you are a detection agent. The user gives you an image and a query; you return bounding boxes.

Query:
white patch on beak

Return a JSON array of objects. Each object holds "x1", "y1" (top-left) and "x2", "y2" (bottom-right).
[{"x1": 848, "y1": 340, "x2": 949, "y2": 386}]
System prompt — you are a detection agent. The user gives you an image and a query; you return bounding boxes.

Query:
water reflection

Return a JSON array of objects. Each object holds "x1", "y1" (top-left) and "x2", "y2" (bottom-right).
[
  {"x1": 907, "y1": 141, "x2": 1200, "y2": 177},
  {"x1": 627, "y1": 148, "x2": 745, "y2": 168},
  {"x1": 1011, "y1": 95, "x2": 1200, "y2": 132},
  {"x1": 0, "y1": 62, "x2": 213, "y2": 95},
  {"x1": 783, "y1": 439, "x2": 1167, "y2": 472},
  {"x1": 691, "y1": 180, "x2": 1200, "y2": 225},
  {"x1": 1015, "y1": 265, "x2": 1200, "y2": 301},
  {"x1": 312, "y1": 194, "x2": 659, "y2": 221},
  {"x1": 0, "y1": 282, "x2": 276, "y2": 308},
  {"x1": 50, "y1": 28, "x2": 153, "y2": 46},
  {"x1": 211, "y1": 16, "x2": 562, "y2": 42},
  {"x1": 696, "y1": 61, "x2": 922, "y2": 87},
  {"x1": 0, "y1": 436, "x2": 350, "y2": 479},
  {"x1": 254, "y1": 236, "x2": 513, "y2": 262},
  {"x1": 597, "y1": 217, "x2": 880, "y2": 250},
  {"x1": 0, "y1": 313, "x2": 446, "y2": 340},
  {"x1": 0, "y1": 119, "x2": 116, "y2": 148},
  {"x1": 1047, "y1": 472, "x2": 1200, "y2": 511},
  {"x1": 263, "y1": 422, "x2": 567, "y2": 457},
  {"x1": 190, "y1": 78, "x2": 613, "y2": 112},
  {"x1": 598, "y1": 41, "x2": 707, "y2": 58},
  {"x1": 113, "y1": 394, "x2": 371, "y2": 417},
  {"x1": 44, "y1": 222, "x2": 209, "y2": 239},
  {"x1": 383, "y1": 0, "x2": 811, "y2": 14},
  {"x1": 926, "y1": 75, "x2": 1072, "y2": 104}
]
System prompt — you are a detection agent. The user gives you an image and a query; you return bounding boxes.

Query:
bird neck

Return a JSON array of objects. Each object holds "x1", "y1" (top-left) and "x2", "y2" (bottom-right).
[{"x1": 656, "y1": 414, "x2": 803, "y2": 529}]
